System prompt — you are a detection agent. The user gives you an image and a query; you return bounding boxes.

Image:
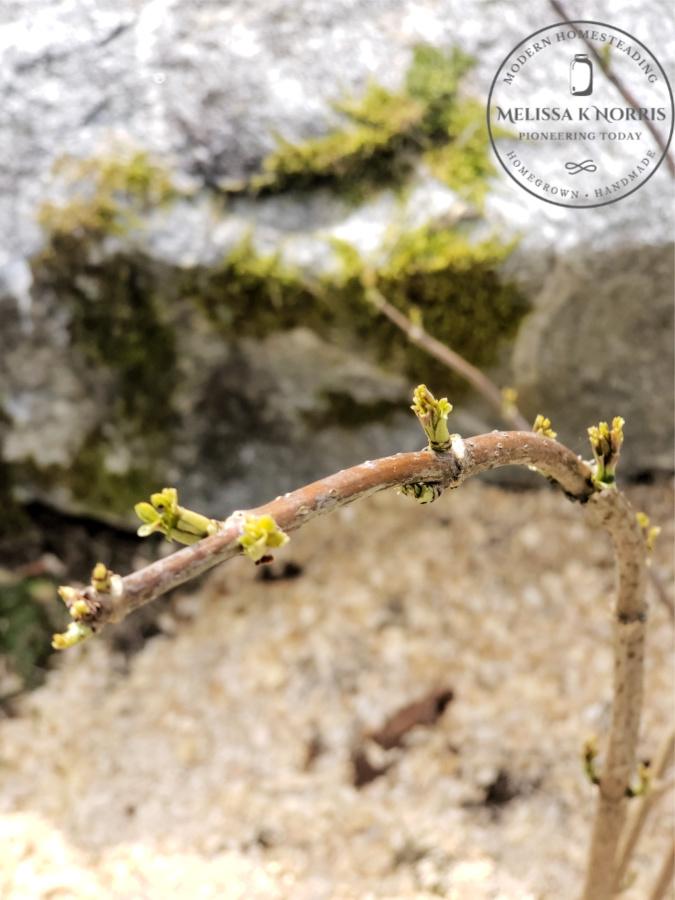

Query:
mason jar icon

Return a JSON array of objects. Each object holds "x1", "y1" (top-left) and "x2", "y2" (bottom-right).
[{"x1": 570, "y1": 54, "x2": 593, "y2": 96}]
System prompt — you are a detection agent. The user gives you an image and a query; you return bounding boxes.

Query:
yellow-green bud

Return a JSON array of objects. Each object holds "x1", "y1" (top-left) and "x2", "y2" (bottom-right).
[
  {"x1": 52, "y1": 621, "x2": 93, "y2": 650},
  {"x1": 588, "y1": 416, "x2": 625, "y2": 484},
  {"x1": 411, "y1": 384, "x2": 453, "y2": 452},
  {"x1": 238, "y1": 514, "x2": 289, "y2": 562},
  {"x1": 91, "y1": 562, "x2": 112, "y2": 593},
  {"x1": 533, "y1": 414, "x2": 557, "y2": 439},
  {"x1": 636, "y1": 512, "x2": 661, "y2": 552},
  {"x1": 135, "y1": 487, "x2": 219, "y2": 544}
]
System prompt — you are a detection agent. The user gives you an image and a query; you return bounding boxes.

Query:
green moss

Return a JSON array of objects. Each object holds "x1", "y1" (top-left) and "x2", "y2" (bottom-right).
[
  {"x1": 38, "y1": 150, "x2": 177, "y2": 240},
  {"x1": 303, "y1": 391, "x2": 403, "y2": 430},
  {"x1": 34, "y1": 150, "x2": 180, "y2": 440},
  {"x1": 243, "y1": 44, "x2": 493, "y2": 205},
  {"x1": 0, "y1": 577, "x2": 67, "y2": 692},
  {"x1": 327, "y1": 227, "x2": 526, "y2": 393},
  {"x1": 23, "y1": 175, "x2": 177, "y2": 522},
  {"x1": 187, "y1": 225, "x2": 525, "y2": 402},
  {"x1": 183, "y1": 236, "x2": 323, "y2": 338},
  {"x1": 67, "y1": 436, "x2": 162, "y2": 519},
  {"x1": 13, "y1": 434, "x2": 160, "y2": 522},
  {"x1": 27, "y1": 153, "x2": 181, "y2": 520},
  {"x1": 251, "y1": 85, "x2": 425, "y2": 200},
  {"x1": 424, "y1": 98, "x2": 496, "y2": 206},
  {"x1": 405, "y1": 44, "x2": 474, "y2": 136},
  {"x1": 32, "y1": 247, "x2": 179, "y2": 438}
]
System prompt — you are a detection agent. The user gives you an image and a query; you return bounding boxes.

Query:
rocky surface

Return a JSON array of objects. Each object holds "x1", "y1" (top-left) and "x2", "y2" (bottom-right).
[
  {"x1": 513, "y1": 241, "x2": 675, "y2": 474},
  {"x1": 0, "y1": 0, "x2": 672, "y2": 263},
  {"x1": 0, "y1": 0, "x2": 673, "y2": 529}
]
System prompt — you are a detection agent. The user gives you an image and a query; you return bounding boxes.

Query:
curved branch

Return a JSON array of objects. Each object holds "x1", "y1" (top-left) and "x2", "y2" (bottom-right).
[
  {"x1": 54, "y1": 427, "x2": 647, "y2": 898},
  {"x1": 66, "y1": 431, "x2": 592, "y2": 626}
]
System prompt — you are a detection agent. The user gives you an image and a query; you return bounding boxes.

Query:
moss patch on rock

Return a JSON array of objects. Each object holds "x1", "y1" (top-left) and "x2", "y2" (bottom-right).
[
  {"x1": 33, "y1": 245, "x2": 179, "y2": 441},
  {"x1": 185, "y1": 226, "x2": 525, "y2": 397},
  {"x1": 12, "y1": 435, "x2": 160, "y2": 522},
  {"x1": 185, "y1": 236, "x2": 321, "y2": 338},
  {"x1": 242, "y1": 45, "x2": 494, "y2": 206},
  {"x1": 38, "y1": 150, "x2": 178, "y2": 240},
  {"x1": 66, "y1": 435, "x2": 161, "y2": 519},
  {"x1": 0, "y1": 576, "x2": 67, "y2": 694},
  {"x1": 250, "y1": 84, "x2": 425, "y2": 201},
  {"x1": 34, "y1": 150, "x2": 180, "y2": 438},
  {"x1": 28, "y1": 155, "x2": 181, "y2": 518},
  {"x1": 327, "y1": 227, "x2": 525, "y2": 393},
  {"x1": 23, "y1": 45, "x2": 524, "y2": 523}
]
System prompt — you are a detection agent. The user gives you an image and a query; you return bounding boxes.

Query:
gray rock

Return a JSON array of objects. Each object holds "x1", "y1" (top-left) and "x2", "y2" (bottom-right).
[
  {"x1": 169, "y1": 326, "x2": 423, "y2": 517},
  {"x1": 513, "y1": 242, "x2": 674, "y2": 475},
  {"x1": 1, "y1": 0, "x2": 671, "y2": 268},
  {"x1": 0, "y1": 0, "x2": 672, "y2": 530}
]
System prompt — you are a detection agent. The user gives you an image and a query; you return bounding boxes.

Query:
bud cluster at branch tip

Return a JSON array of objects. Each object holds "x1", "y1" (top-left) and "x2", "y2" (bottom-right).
[
  {"x1": 135, "y1": 487, "x2": 220, "y2": 545},
  {"x1": 410, "y1": 384, "x2": 453, "y2": 452},
  {"x1": 403, "y1": 386, "x2": 462, "y2": 504},
  {"x1": 51, "y1": 564, "x2": 119, "y2": 650},
  {"x1": 587, "y1": 417, "x2": 625, "y2": 485},
  {"x1": 53, "y1": 580, "x2": 95, "y2": 648},
  {"x1": 533, "y1": 414, "x2": 557, "y2": 439},
  {"x1": 56, "y1": 585, "x2": 92, "y2": 623}
]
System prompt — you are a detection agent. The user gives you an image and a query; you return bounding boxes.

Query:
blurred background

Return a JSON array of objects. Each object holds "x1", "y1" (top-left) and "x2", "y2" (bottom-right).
[{"x1": 0, "y1": 1, "x2": 673, "y2": 897}]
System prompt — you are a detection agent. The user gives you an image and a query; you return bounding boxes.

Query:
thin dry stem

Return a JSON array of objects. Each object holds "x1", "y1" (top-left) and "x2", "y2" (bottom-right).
[
  {"x1": 367, "y1": 279, "x2": 668, "y2": 634},
  {"x1": 365, "y1": 284, "x2": 531, "y2": 431},
  {"x1": 614, "y1": 729, "x2": 675, "y2": 892}
]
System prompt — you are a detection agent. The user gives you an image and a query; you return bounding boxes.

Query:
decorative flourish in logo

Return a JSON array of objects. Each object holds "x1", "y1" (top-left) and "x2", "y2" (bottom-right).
[
  {"x1": 570, "y1": 54, "x2": 593, "y2": 96},
  {"x1": 564, "y1": 159, "x2": 598, "y2": 174}
]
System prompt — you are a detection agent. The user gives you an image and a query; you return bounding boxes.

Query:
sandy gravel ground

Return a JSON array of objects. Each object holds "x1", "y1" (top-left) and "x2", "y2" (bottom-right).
[{"x1": 1, "y1": 480, "x2": 673, "y2": 899}]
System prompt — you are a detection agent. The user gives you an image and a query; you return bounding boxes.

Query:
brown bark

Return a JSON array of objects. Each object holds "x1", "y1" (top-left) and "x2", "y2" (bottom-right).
[{"x1": 55, "y1": 429, "x2": 647, "y2": 898}]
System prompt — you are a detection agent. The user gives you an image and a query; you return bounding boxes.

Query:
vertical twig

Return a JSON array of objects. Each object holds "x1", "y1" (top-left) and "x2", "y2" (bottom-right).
[
  {"x1": 581, "y1": 489, "x2": 649, "y2": 900},
  {"x1": 614, "y1": 729, "x2": 675, "y2": 891}
]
